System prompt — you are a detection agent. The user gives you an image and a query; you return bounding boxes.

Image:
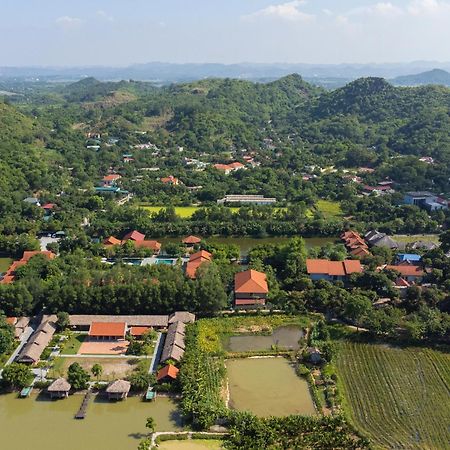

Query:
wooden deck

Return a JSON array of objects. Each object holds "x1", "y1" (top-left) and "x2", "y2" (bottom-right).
[{"x1": 75, "y1": 390, "x2": 92, "y2": 419}]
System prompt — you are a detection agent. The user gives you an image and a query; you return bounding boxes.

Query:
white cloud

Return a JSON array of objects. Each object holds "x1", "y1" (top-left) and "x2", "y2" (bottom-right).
[
  {"x1": 407, "y1": 0, "x2": 450, "y2": 15},
  {"x1": 55, "y1": 16, "x2": 83, "y2": 29},
  {"x1": 344, "y1": 2, "x2": 404, "y2": 19},
  {"x1": 243, "y1": 1, "x2": 315, "y2": 22},
  {"x1": 97, "y1": 10, "x2": 114, "y2": 22}
]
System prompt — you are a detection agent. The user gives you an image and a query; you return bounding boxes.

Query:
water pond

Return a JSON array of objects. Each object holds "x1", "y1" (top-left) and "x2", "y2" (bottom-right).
[
  {"x1": 0, "y1": 393, "x2": 183, "y2": 450},
  {"x1": 226, "y1": 358, "x2": 316, "y2": 417},
  {"x1": 225, "y1": 325, "x2": 304, "y2": 352}
]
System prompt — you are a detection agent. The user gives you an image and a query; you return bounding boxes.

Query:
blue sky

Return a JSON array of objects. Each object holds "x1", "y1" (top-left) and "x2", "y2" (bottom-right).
[{"x1": 1, "y1": 0, "x2": 450, "y2": 66}]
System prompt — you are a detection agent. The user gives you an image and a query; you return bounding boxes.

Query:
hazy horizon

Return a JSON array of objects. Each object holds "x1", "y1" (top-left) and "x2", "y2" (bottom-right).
[{"x1": 2, "y1": 1, "x2": 450, "y2": 66}]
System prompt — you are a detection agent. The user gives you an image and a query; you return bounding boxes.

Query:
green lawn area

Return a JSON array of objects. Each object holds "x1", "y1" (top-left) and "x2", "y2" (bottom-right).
[
  {"x1": 336, "y1": 341, "x2": 450, "y2": 449},
  {"x1": 393, "y1": 234, "x2": 440, "y2": 244},
  {"x1": 60, "y1": 333, "x2": 86, "y2": 355},
  {"x1": 315, "y1": 200, "x2": 343, "y2": 217},
  {"x1": 0, "y1": 257, "x2": 13, "y2": 272}
]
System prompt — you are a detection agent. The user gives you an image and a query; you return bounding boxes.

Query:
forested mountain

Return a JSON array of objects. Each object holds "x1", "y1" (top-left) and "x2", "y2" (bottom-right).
[{"x1": 392, "y1": 68, "x2": 450, "y2": 87}]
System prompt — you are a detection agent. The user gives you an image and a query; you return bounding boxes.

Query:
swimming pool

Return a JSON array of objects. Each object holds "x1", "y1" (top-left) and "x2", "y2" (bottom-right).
[{"x1": 155, "y1": 259, "x2": 176, "y2": 265}]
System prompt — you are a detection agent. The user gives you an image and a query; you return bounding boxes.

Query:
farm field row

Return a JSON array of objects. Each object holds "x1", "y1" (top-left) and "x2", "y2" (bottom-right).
[{"x1": 336, "y1": 341, "x2": 450, "y2": 450}]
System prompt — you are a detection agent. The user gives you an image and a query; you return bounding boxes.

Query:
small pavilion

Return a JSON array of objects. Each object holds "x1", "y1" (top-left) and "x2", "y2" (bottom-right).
[
  {"x1": 47, "y1": 378, "x2": 71, "y2": 399},
  {"x1": 106, "y1": 379, "x2": 131, "y2": 400}
]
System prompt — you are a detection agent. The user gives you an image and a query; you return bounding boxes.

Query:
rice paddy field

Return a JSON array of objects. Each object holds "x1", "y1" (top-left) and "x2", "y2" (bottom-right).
[{"x1": 336, "y1": 341, "x2": 450, "y2": 450}]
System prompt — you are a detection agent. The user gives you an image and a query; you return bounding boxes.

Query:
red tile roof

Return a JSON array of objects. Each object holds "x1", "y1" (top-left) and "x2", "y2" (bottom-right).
[
  {"x1": 122, "y1": 230, "x2": 146, "y2": 242},
  {"x1": 385, "y1": 265, "x2": 424, "y2": 277},
  {"x1": 182, "y1": 235, "x2": 202, "y2": 245},
  {"x1": 22, "y1": 251, "x2": 55, "y2": 262},
  {"x1": 395, "y1": 278, "x2": 411, "y2": 287},
  {"x1": 351, "y1": 247, "x2": 370, "y2": 257},
  {"x1": 157, "y1": 364, "x2": 179, "y2": 381},
  {"x1": 103, "y1": 174, "x2": 121, "y2": 182},
  {"x1": 306, "y1": 259, "x2": 363, "y2": 276},
  {"x1": 161, "y1": 176, "x2": 179, "y2": 184},
  {"x1": 134, "y1": 240, "x2": 162, "y2": 252},
  {"x1": 130, "y1": 326, "x2": 150, "y2": 337},
  {"x1": 42, "y1": 203, "x2": 56, "y2": 209},
  {"x1": 189, "y1": 250, "x2": 212, "y2": 262},
  {"x1": 89, "y1": 322, "x2": 127, "y2": 337},
  {"x1": 103, "y1": 236, "x2": 122, "y2": 246},
  {"x1": 235, "y1": 269, "x2": 268, "y2": 294}
]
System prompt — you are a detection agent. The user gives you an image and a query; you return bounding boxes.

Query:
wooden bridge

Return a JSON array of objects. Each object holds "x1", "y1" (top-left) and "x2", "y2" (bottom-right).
[{"x1": 75, "y1": 389, "x2": 92, "y2": 419}]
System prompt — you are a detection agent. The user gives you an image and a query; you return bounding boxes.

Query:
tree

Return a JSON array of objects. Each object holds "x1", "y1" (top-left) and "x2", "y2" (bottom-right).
[
  {"x1": 194, "y1": 263, "x2": 228, "y2": 314},
  {"x1": 137, "y1": 438, "x2": 151, "y2": 450},
  {"x1": 344, "y1": 294, "x2": 373, "y2": 330},
  {"x1": 67, "y1": 362, "x2": 90, "y2": 390},
  {"x1": 0, "y1": 316, "x2": 14, "y2": 354},
  {"x1": 2, "y1": 363, "x2": 33, "y2": 389},
  {"x1": 91, "y1": 363, "x2": 103, "y2": 382},
  {"x1": 145, "y1": 416, "x2": 155, "y2": 434},
  {"x1": 56, "y1": 311, "x2": 70, "y2": 332}
]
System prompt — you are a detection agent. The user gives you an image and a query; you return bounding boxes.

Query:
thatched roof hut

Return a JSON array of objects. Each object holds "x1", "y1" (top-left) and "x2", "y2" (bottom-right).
[
  {"x1": 106, "y1": 380, "x2": 131, "y2": 400},
  {"x1": 47, "y1": 378, "x2": 71, "y2": 398}
]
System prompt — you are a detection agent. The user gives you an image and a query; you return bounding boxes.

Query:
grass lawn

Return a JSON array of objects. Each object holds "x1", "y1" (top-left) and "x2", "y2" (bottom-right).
[
  {"x1": 49, "y1": 356, "x2": 143, "y2": 381},
  {"x1": 315, "y1": 200, "x2": 343, "y2": 217},
  {"x1": 336, "y1": 341, "x2": 450, "y2": 449},
  {"x1": 0, "y1": 257, "x2": 13, "y2": 272},
  {"x1": 158, "y1": 440, "x2": 223, "y2": 450},
  {"x1": 393, "y1": 234, "x2": 440, "y2": 244},
  {"x1": 60, "y1": 333, "x2": 86, "y2": 355},
  {"x1": 139, "y1": 205, "x2": 242, "y2": 218}
]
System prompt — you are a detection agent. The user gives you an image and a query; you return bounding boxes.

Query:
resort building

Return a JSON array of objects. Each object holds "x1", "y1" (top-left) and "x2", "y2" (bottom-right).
[
  {"x1": 88, "y1": 322, "x2": 127, "y2": 340},
  {"x1": 213, "y1": 162, "x2": 245, "y2": 175},
  {"x1": 160, "y1": 175, "x2": 180, "y2": 185},
  {"x1": 182, "y1": 235, "x2": 202, "y2": 247},
  {"x1": 17, "y1": 315, "x2": 57, "y2": 364},
  {"x1": 185, "y1": 250, "x2": 212, "y2": 279},
  {"x1": 384, "y1": 264, "x2": 424, "y2": 283},
  {"x1": 306, "y1": 259, "x2": 363, "y2": 281},
  {"x1": 403, "y1": 191, "x2": 448, "y2": 211},
  {"x1": 157, "y1": 364, "x2": 179, "y2": 383},
  {"x1": 7, "y1": 316, "x2": 30, "y2": 339},
  {"x1": 102, "y1": 231, "x2": 162, "y2": 255},
  {"x1": 217, "y1": 194, "x2": 277, "y2": 205},
  {"x1": 106, "y1": 380, "x2": 131, "y2": 400},
  {"x1": 168, "y1": 311, "x2": 196, "y2": 324},
  {"x1": 234, "y1": 269, "x2": 269, "y2": 308},
  {"x1": 47, "y1": 378, "x2": 71, "y2": 399},
  {"x1": 161, "y1": 321, "x2": 186, "y2": 363},
  {"x1": 102, "y1": 174, "x2": 121, "y2": 187}
]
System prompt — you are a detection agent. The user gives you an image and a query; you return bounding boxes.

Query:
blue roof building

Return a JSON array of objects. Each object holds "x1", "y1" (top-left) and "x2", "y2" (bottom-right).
[{"x1": 397, "y1": 253, "x2": 422, "y2": 263}]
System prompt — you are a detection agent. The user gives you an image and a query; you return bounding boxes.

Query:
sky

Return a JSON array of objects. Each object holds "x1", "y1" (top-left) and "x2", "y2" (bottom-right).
[{"x1": 1, "y1": 0, "x2": 450, "y2": 66}]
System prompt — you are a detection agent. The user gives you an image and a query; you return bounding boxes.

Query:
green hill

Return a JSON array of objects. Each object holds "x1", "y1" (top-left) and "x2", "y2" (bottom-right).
[{"x1": 392, "y1": 68, "x2": 450, "y2": 87}]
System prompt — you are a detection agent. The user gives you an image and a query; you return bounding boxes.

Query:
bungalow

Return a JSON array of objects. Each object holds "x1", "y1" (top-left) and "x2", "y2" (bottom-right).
[
  {"x1": 161, "y1": 321, "x2": 186, "y2": 363},
  {"x1": 88, "y1": 322, "x2": 127, "y2": 340},
  {"x1": 47, "y1": 378, "x2": 71, "y2": 399},
  {"x1": 385, "y1": 264, "x2": 424, "y2": 282},
  {"x1": 129, "y1": 326, "x2": 150, "y2": 339},
  {"x1": 157, "y1": 364, "x2": 179, "y2": 383},
  {"x1": 161, "y1": 176, "x2": 180, "y2": 186},
  {"x1": 106, "y1": 380, "x2": 131, "y2": 400},
  {"x1": 7, "y1": 316, "x2": 30, "y2": 339},
  {"x1": 123, "y1": 230, "x2": 146, "y2": 242},
  {"x1": 102, "y1": 174, "x2": 121, "y2": 187},
  {"x1": 105, "y1": 231, "x2": 161, "y2": 255},
  {"x1": 185, "y1": 250, "x2": 212, "y2": 279},
  {"x1": 103, "y1": 236, "x2": 122, "y2": 246},
  {"x1": 234, "y1": 269, "x2": 269, "y2": 308},
  {"x1": 182, "y1": 235, "x2": 202, "y2": 247},
  {"x1": 397, "y1": 253, "x2": 422, "y2": 265},
  {"x1": 306, "y1": 259, "x2": 363, "y2": 281}
]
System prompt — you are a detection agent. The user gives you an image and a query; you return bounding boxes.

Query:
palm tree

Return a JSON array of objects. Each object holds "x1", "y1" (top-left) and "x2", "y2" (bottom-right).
[{"x1": 91, "y1": 363, "x2": 102, "y2": 382}]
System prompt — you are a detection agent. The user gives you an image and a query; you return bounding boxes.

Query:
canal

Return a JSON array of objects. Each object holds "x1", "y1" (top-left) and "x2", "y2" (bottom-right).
[{"x1": 0, "y1": 394, "x2": 182, "y2": 450}]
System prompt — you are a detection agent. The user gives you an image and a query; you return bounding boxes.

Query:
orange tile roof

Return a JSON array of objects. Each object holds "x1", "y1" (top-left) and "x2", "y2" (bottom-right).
[
  {"x1": 351, "y1": 247, "x2": 370, "y2": 257},
  {"x1": 130, "y1": 326, "x2": 150, "y2": 337},
  {"x1": 189, "y1": 250, "x2": 212, "y2": 262},
  {"x1": 122, "y1": 230, "x2": 145, "y2": 241},
  {"x1": 6, "y1": 317, "x2": 17, "y2": 325},
  {"x1": 385, "y1": 265, "x2": 424, "y2": 277},
  {"x1": 134, "y1": 240, "x2": 161, "y2": 252},
  {"x1": 161, "y1": 176, "x2": 179, "y2": 184},
  {"x1": 235, "y1": 269, "x2": 268, "y2": 294},
  {"x1": 185, "y1": 260, "x2": 210, "y2": 279},
  {"x1": 21, "y1": 251, "x2": 55, "y2": 262},
  {"x1": 103, "y1": 174, "x2": 121, "y2": 181},
  {"x1": 395, "y1": 278, "x2": 411, "y2": 287},
  {"x1": 157, "y1": 364, "x2": 179, "y2": 381},
  {"x1": 89, "y1": 322, "x2": 127, "y2": 337},
  {"x1": 306, "y1": 259, "x2": 362, "y2": 276},
  {"x1": 103, "y1": 236, "x2": 122, "y2": 246},
  {"x1": 182, "y1": 235, "x2": 202, "y2": 245}
]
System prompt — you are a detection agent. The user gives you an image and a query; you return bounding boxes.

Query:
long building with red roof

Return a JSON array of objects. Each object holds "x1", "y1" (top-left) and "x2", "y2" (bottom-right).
[{"x1": 306, "y1": 259, "x2": 363, "y2": 281}]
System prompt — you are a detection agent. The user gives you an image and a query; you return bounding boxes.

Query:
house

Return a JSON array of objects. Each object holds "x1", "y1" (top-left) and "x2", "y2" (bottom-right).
[
  {"x1": 88, "y1": 322, "x2": 127, "y2": 340},
  {"x1": 306, "y1": 347, "x2": 322, "y2": 364},
  {"x1": 123, "y1": 230, "x2": 146, "y2": 242},
  {"x1": 129, "y1": 326, "x2": 150, "y2": 339},
  {"x1": 17, "y1": 316, "x2": 57, "y2": 364},
  {"x1": 217, "y1": 195, "x2": 277, "y2": 205},
  {"x1": 365, "y1": 231, "x2": 399, "y2": 249},
  {"x1": 341, "y1": 230, "x2": 369, "y2": 257},
  {"x1": 106, "y1": 380, "x2": 131, "y2": 400},
  {"x1": 397, "y1": 254, "x2": 422, "y2": 265},
  {"x1": 157, "y1": 364, "x2": 179, "y2": 383},
  {"x1": 103, "y1": 236, "x2": 122, "y2": 246},
  {"x1": 161, "y1": 321, "x2": 186, "y2": 363},
  {"x1": 133, "y1": 240, "x2": 162, "y2": 254},
  {"x1": 213, "y1": 162, "x2": 245, "y2": 174},
  {"x1": 69, "y1": 315, "x2": 169, "y2": 330},
  {"x1": 41, "y1": 203, "x2": 56, "y2": 214},
  {"x1": 185, "y1": 250, "x2": 212, "y2": 279},
  {"x1": 182, "y1": 235, "x2": 202, "y2": 247},
  {"x1": 47, "y1": 378, "x2": 71, "y2": 399},
  {"x1": 234, "y1": 269, "x2": 269, "y2": 308},
  {"x1": 306, "y1": 259, "x2": 363, "y2": 281},
  {"x1": 403, "y1": 191, "x2": 448, "y2": 211},
  {"x1": 351, "y1": 246, "x2": 370, "y2": 258},
  {"x1": 161, "y1": 175, "x2": 180, "y2": 185},
  {"x1": 102, "y1": 174, "x2": 121, "y2": 187},
  {"x1": 7, "y1": 316, "x2": 30, "y2": 339},
  {"x1": 385, "y1": 264, "x2": 424, "y2": 282}
]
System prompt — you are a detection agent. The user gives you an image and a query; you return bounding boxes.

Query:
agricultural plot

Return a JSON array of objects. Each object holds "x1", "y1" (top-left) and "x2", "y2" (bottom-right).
[
  {"x1": 0, "y1": 257, "x2": 12, "y2": 272},
  {"x1": 336, "y1": 341, "x2": 450, "y2": 450},
  {"x1": 315, "y1": 200, "x2": 343, "y2": 217}
]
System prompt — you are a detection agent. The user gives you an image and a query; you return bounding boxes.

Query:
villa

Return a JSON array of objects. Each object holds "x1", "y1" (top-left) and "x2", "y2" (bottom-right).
[
  {"x1": 306, "y1": 259, "x2": 363, "y2": 281},
  {"x1": 234, "y1": 269, "x2": 269, "y2": 308},
  {"x1": 185, "y1": 250, "x2": 212, "y2": 279}
]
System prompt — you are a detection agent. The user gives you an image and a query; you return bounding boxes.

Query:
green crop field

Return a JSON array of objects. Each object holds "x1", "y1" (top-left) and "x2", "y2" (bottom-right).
[
  {"x1": 336, "y1": 341, "x2": 450, "y2": 450},
  {"x1": 138, "y1": 205, "x2": 239, "y2": 218},
  {"x1": 0, "y1": 257, "x2": 13, "y2": 272},
  {"x1": 316, "y1": 200, "x2": 343, "y2": 217}
]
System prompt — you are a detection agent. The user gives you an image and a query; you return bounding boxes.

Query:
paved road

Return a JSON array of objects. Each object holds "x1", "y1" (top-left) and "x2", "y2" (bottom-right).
[{"x1": 149, "y1": 332, "x2": 163, "y2": 374}]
